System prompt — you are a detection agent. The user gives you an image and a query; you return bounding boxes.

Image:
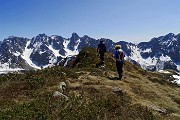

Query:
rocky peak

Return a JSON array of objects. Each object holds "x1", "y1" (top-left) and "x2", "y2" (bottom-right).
[
  {"x1": 70, "y1": 32, "x2": 80, "y2": 40},
  {"x1": 31, "y1": 33, "x2": 48, "y2": 44},
  {"x1": 68, "y1": 33, "x2": 80, "y2": 51},
  {"x1": 82, "y1": 35, "x2": 90, "y2": 39},
  {"x1": 1, "y1": 37, "x2": 28, "y2": 53},
  {"x1": 29, "y1": 34, "x2": 49, "y2": 49}
]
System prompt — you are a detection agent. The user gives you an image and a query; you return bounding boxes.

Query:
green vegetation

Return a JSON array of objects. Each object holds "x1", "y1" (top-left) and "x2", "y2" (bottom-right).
[{"x1": 0, "y1": 47, "x2": 180, "y2": 120}]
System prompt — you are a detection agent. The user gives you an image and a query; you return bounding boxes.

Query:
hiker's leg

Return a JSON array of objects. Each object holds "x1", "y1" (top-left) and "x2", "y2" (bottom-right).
[
  {"x1": 116, "y1": 61, "x2": 122, "y2": 80},
  {"x1": 119, "y1": 62, "x2": 124, "y2": 80},
  {"x1": 117, "y1": 67, "x2": 122, "y2": 80},
  {"x1": 100, "y1": 53, "x2": 104, "y2": 62},
  {"x1": 119, "y1": 62, "x2": 123, "y2": 75}
]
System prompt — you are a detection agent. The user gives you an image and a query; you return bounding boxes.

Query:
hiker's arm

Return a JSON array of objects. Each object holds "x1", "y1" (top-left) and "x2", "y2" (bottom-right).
[
  {"x1": 97, "y1": 45, "x2": 99, "y2": 52},
  {"x1": 113, "y1": 52, "x2": 117, "y2": 59}
]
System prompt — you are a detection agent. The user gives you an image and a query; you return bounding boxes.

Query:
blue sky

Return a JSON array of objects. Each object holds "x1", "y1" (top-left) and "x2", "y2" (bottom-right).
[{"x1": 0, "y1": 0, "x2": 180, "y2": 42}]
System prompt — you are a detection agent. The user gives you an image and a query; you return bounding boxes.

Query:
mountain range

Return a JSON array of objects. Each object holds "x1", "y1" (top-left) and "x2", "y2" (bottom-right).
[{"x1": 0, "y1": 33, "x2": 179, "y2": 72}]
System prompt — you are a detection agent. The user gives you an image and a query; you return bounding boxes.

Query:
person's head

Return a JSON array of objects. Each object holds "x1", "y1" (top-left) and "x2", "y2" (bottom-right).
[
  {"x1": 100, "y1": 40, "x2": 103, "y2": 44},
  {"x1": 115, "y1": 45, "x2": 121, "y2": 50}
]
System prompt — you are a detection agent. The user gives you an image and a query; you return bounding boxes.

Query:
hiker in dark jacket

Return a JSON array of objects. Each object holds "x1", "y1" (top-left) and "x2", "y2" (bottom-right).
[
  {"x1": 97, "y1": 40, "x2": 106, "y2": 63},
  {"x1": 113, "y1": 45, "x2": 125, "y2": 80}
]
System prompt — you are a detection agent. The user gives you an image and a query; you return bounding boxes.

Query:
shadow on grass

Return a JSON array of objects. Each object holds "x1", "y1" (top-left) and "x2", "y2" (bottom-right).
[
  {"x1": 107, "y1": 76, "x2": 120, "y2": 80},
  {"x1": 95, "y1": 62, "x2": 104, "y2": 68}
]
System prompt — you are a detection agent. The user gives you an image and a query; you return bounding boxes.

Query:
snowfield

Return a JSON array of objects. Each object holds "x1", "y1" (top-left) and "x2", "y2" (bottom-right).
[{"x1": 172, "y1": 74, "x2": 180, "y2": 85}]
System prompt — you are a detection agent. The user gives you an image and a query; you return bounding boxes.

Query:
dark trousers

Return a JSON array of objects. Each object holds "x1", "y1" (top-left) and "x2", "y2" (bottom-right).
[
  {"x1": 99, "y1": 52, "x2": 105, "y2": 62},
  {"x1": 116, "y1": 61, "x2": 124, "y2": 79}
]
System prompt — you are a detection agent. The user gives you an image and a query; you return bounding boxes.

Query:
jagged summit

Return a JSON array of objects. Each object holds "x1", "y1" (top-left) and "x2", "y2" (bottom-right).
[
  {"x1": 70, "y1": 32, "x2": 80, "y2": 40},
  {"x1": 82, "y1": 35, "x2": 90, "y2": 38}
]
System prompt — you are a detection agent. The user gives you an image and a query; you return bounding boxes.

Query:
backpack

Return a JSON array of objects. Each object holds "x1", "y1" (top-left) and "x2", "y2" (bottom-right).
[
  {"x1": 116, "y1": 50, "x2": 124, "y2": 61},
  {"x1": 98, "y1": 44, "x2": 106, "y2": 53}
]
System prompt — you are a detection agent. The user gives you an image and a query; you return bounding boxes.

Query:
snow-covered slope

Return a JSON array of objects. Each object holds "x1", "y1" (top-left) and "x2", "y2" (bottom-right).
[
  {"x1": 21, "y1": 41, "x2": 39, "y2": 69},
  {"x1": 136, "y1": 33, "x2": 180, "y2": 71},
  {"x1": 127, "y1": 44, "x2": 176, "y2": 71},
  {"x1": 20, "y1": 34, "x2": 81, "y2": 69}
]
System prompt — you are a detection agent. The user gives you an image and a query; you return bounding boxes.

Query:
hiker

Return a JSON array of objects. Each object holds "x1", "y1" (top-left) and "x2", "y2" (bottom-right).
[
  {"x1": 97, "y1": 40, "x2": 107, "y2": 63},
  {"x1": 113, "y1": 45, "x2": 125, "y2": 80}
]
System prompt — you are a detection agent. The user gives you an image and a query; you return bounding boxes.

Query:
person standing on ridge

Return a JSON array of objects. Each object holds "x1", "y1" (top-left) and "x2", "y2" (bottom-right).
[
  {"x1": 97, "y1": 40, "x2": 107, "y2": 64},
  {"x1": 113, "y1": 45, "x2": 125, "y2": 80}
]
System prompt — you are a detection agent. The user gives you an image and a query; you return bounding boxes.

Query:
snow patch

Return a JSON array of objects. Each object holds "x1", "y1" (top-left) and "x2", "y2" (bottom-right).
[
  {"x1": 129, "y1": 45, "x2": 175, "y2": 71},
  {"x1": 143, "y1": 48, "x2": 152, "y2": 53},
  {"x1": 33, "y1": 41, "x2": 43, "y2": 51},
  {"x1": 21, "y1": 41, "x2": 41, "y2": 69},
  {"x1": 175, "y1": 63, "x2": 180, "y2": 71},
  {"x1": 129, "y1": 45, "x2": 158, "y2": 69},
  {"x1": 0, "y1": 68, "x2": 24, "y2": 74},
  {"x1": 48, "y1": 45, "x2": 64, "y2": 58},
  {"x1": 172, "y1": 73, "x2": 180, "y2": 85},
  {"x1": 159, "y1": 55, "x2": 171, "y2": 61},
  {"x1": 0, "y1": 62, "x2": 24, "y2": 74},
  {"x1": 51, "y1": 35, "x2": 57, "y2": 39},
  {"x1": 158, "y1": 70, "x2": 171, "y2": 74},
  {"x1": 0, "y1": 62, "x2": 10, "y2": 70},
  {"x1": 63, "y1": 39, "x2": 80, "y2": 57},
  {"x1": 12, "y1": 51, "x2": 21, "y2": 56},
  {"x1": 63, "y1": 56, "x2": 72, "y2": 67}
]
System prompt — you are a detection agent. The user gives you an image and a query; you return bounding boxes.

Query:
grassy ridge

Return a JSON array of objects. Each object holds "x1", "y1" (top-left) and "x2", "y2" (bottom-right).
[{"x1": 0, "y1": 47, "x2": 180, "y2": 120}]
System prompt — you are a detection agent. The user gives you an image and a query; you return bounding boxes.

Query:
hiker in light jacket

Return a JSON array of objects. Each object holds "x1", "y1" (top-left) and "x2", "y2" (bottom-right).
[{"x1": 113, "y1": 45, "x2": 125, "y2": 80}]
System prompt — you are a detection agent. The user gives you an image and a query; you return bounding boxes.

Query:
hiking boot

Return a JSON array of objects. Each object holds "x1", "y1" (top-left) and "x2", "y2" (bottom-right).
[
  {"x1": 101, "y1": 61, "x2": 104, "y2": 64},
  {"x1": 119, "y1": 75, "x2": 122, "y2": 80}
]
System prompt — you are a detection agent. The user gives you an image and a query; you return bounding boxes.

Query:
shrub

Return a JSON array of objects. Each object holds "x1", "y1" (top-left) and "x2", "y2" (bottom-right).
[{"x1": 27, "y1": 77, "x2": 45, "y2": 89}]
